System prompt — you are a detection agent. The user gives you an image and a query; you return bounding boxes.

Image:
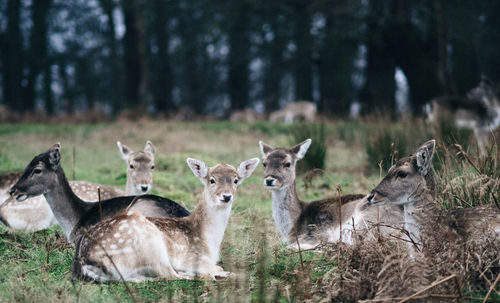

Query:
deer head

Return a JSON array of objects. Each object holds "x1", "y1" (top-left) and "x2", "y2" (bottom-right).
[
  {"x1": 259, "y1": 139, "x2": 311, "y2": 190},
  {"x1": 9, "y1": 143, "x2": 62, "y2": 201},
  {"x1": 117, "y1": 141, "x2": 156, "y2": 195},
  {"x1": 368, "y1": 140, "x2": 436, "y2": 206},
  {"x1": 187, "y1": 157, "x2": 259, "y2": 208}
]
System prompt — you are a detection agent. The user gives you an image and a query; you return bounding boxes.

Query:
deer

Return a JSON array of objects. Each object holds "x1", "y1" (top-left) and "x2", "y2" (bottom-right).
[
  {"x1": 269, "y1": 101, "x2": 317, "y2": 124},
  {"x1": 423, "y1": 77, "x2": 500, "y2": 156},
  {"x1": 259, "y1": 139, "x2": 404, "y2": 249},
  {"x1": 72, "y1": 157, "x2": 259, "y2": 282},
  {"x1": 367, "y1": 140, "x2": 500, "y2": 255},
  {"x1": 0, "y1": 141, "x2": 157, "y2": 231},
  {"x1": 7, "y1": 143, "x2": 189, "y2": 243}
]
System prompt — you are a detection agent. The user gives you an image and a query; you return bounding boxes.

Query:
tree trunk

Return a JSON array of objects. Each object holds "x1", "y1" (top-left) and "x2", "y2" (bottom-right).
[
  {"x1": 122, "y1": 0, "x2": 148, "y2": 111},
  {"x1": 263, "y1": 3, "x2": 287, "y2": 113},
  {"x1": 100, "y1": 0, "x2": 122, "y2": 115},
  {"x1": 150, "y1": 0, "x2": 174, "y2": 115},
  {"x1": 3, "y1": 0, "x2": 23, "y2": 112},
  {"x1": 318, "y1": 3, "x2": 358, "y2": 117},
  {"x1": 291, "y1": 1, "x2": 313, "y2": 101},
  {"x1": 228, "y1": 1, "x2": 250, "y2": 111},
  {"x1": 25, "y1": 0, "x2": 52, "y2": 113}
]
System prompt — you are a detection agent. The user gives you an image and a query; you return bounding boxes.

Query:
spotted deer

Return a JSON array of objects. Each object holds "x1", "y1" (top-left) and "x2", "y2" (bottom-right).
[
  {"x1": 260, "y1": 139, "x2": 404, "y2": 249},
  {"x1": 72, "y1": 157, "x2": 259, "y2": 282},
  {"x1": 0, "y1": 141, "x2": 158, "y2": 231},
  {"x1": 8, "y1": 143, "x2": 189, "y2": 243},
  {"x1": 368, "y1": 140, "x2": 500, "y2": 255}
]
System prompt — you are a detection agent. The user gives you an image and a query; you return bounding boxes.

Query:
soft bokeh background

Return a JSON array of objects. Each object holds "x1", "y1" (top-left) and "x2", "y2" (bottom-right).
[{"x1": 0, "y1": 0, "x2": 498, "y2": 120}]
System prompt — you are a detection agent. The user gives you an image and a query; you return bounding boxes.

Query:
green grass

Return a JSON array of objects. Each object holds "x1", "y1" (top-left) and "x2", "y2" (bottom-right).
[{"x1": 0, "y1": 120, "x2": 498, "y2": 302}]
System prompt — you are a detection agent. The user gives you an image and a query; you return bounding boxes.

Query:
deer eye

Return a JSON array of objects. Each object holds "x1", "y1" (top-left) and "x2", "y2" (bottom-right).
[
  {"x1": 234, "y1": 178, "x2": 238, "y2": 184},
  {"x1": 284, "y1": 162, "x2": 291, "y2": 168},
  {"x1": 129, "y1": 164, "x2": 134, "y2": 169},
  {"x1": 33, "y1": 168, "x2": 42, "y2": 174},
  {"x1": 397, "y1": 171, "x2": 407, "y2": 178},
  {"x1": 210, "y1": 178, "x2": 216, "y2": 184}
]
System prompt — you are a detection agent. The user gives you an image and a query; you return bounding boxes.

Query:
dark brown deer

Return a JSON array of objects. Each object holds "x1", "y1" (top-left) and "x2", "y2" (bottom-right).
[
  {"x1": 8, "y1": 143, "x2": 189, "y2": 243},
  {"x1": 0, "y1": 141, "x2": 157, "y2": 231}
]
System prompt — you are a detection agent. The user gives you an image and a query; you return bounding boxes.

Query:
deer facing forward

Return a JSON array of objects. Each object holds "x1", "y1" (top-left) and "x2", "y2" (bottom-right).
[{"x1": 72, "y1": 157, "x2": 259, "y2": 282}]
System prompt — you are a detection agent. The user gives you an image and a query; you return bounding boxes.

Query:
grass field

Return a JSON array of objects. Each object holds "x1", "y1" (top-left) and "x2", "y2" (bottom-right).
[{"x1": 0, "y1": 120, "x2": 498, "y2": 302}]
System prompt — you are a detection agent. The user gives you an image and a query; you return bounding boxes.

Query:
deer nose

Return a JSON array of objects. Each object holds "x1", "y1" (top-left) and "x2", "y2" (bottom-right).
[
  {"x1": 141, "y1": 185, "x2": 149, "y2": 192},
  {"x1": 367, "y1": 193, "x2": 374, "y2": 203},
  {"x1": 222, "y1": 195, "x2": 232, "y2": 203},
  {"x1": 265, "y1": 179, "x2": 274, "y2": 186}
]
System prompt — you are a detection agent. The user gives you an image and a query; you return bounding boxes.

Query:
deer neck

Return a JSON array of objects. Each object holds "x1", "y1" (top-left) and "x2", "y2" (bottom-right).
[
  {"x1": 43, "y1": 168, "x2": 92, "y2": 241},
  {"x1": 189, "y1": 190, "x2": 232, "y2": 263},
  {"x1": 270, "y1": 182, "x2": 303, "y2": 243},
  {"x1": 125, "y1": 171, "x2": 135, "y2": 195}
]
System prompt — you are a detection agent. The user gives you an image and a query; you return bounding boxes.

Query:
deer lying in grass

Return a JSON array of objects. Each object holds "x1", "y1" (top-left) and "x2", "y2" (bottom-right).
[
  {"x1": 259, "y1": 139, "x2": 404, "y2": 249},
  {"x1": 0, "y1": 141, "x2": 157, "y2": 231},
  {"x1": 8, "y1": 143, "x2": 189, "y2": 243},
  {"x1": 368, "y1": 140, "x2": 500, "y2": 255},
  {"x1": 72, "y1": 157, "x2": 259, "y2": 282}
]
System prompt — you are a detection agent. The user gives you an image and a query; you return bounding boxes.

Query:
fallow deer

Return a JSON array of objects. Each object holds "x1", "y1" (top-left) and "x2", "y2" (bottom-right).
[
  {"x1": 269, "y1": 101, "x2": 317, "y2": 124},
  {"x1": 368, "y1": 140, "x2": 500, "y2": 255},
  {"x1": 0, "y1": 141, "x2": 157, "y2": 231},
  {"x1": 8, "y1": 143, "x2": 189, "y2": 243},
  {"x1": 424, "y1": 78, "x2": 500, "y2": 156},
  {"x1": 117, "y1": 141, "x2": 155, "y2": 195},
  {"x1": 259, "y1": 139, "x2": 404, "y2": 249},
  {"x1": 72, "y1": 157, "x2": 259, "y2": 282}
]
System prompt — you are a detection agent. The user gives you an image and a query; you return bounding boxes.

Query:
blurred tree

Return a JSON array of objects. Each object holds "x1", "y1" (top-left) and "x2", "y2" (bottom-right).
[
  {"x1": 226, "y1": 0, "x2": 251, "y2": 111},
  {"x1": 290, "y1": 0, "x2": 313, "y2": 101},
  {"x1": 148, "y1": 0, "x2": 175, "y2": 116},
  {"x1": 317, "y1": 0, "x2": 361, "y2": 117},
  {"x1": 261, "y1": 0, "x2": 290, "y2": 113},
  {"x1": 2, "y1": 0, "x2": 23, "y2": 112},
  {"x1": 25, "y1": 0, "x2": 53, "y2": 113},
  {"x1": 99, "y1": 0, "x2": 122, "y2": 115},
  {"x1": 122, "y1": 0, "x2": 149, "y2": 111}
]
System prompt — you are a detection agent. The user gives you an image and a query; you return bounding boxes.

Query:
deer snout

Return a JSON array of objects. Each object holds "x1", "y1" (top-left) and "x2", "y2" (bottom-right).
[
  {"x1": 264, "y1": 177, "x2": 277, "y2": 187},
  {"x1": 222, "y1": 194, "x2": 233, "y2": 203},
  {"x1": 367, "y1": 191, "x2": 387, "y2": 205},
  {"x1": 8, "y1": 187, "x2": 28, "y2": 202},
  {"x1": 140, "y1": 185, "x2": 150, "y2": 192}
]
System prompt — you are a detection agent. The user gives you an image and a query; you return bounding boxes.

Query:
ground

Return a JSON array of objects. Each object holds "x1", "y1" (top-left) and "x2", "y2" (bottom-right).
[{"x1": 0, "y1": 120, "x2": 497, "y2": 302}]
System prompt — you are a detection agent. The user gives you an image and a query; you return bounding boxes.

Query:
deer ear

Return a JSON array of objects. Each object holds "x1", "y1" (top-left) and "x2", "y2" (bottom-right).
[
  {"x1": 144, "y1": 140, "x2": 155, "y2": 159},
  {"x1": 237, "y1": 158, "x2": 260, "y2": 184},
  {"x1": 117, "y1": 141, "x2": 133, "y2": 161},
  {"x1": 187, "y1": 158, "x2": 208, "y2": 184},
  {"x1": 290, "y1": 138, "x2": 311, "y2": 160},
  {"x1": 415, "y1": 140, "x2": 435, "y2": 175},
  {"x1": 48, "y1": 143, "x2": 61, "y2": 170},
  {"x1": 259, "y1": 141, "x2": 274, "y2": 159}
]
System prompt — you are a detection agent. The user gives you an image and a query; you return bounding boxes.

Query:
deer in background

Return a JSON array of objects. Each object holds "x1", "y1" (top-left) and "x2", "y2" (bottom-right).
[
  {"x1": 0, "y1": 141, "x2": 157, "y2": 231},
  {"x1": 424, "y1": 77, "x2": 500, "y2": 156},
  {"x1": 117, "y1": 141, "x2": 155, "y2": 195},
  {"x1": 269, "y1": 101, "x2": 317, "y2": 124},
  {"x1": 72, "y1": 157, "x2": 259, "y2": 282},
  {"x1": 259, "y1": 139, "x2": 404, "y2": 249},
  {"x1": 7, "y1": 143, "x2": 189, "y2": 242},
  {"x1": 368, "y1": 140, "x2": 500, "y2": 255}
]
